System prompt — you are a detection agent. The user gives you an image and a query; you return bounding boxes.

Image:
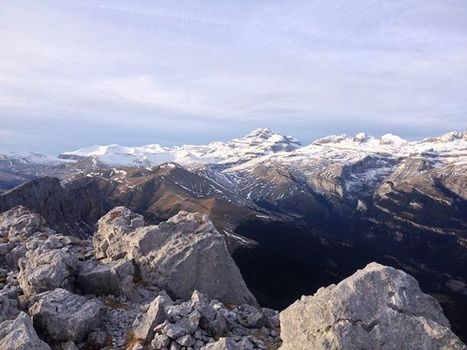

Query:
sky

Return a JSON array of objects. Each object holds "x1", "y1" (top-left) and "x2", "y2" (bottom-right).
[{"x1": 1, "y1": 0, "x2": 467, "y2": 154}]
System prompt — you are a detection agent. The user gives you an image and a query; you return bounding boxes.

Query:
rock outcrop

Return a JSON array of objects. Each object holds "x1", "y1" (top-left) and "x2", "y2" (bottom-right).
[
  {"x1": 18, "y1": 248, "x2": 77, "y2": 297},
  {"x1": 94, "y1": 207, "x2": 257, "y2": 305},
  {"x1": 1, "y1": 206, "x2": 465, "y2": 349},
  {"x1": 29, "y1": 288, "x2": 104, "y2": 342},
  {"x1": 279, "y1": 262, "x2": 466, "y2": 350},
  {"x1": 0, "y1": 312, "x2": 50, "y2": 350},
  {"x1": 0, "y1": 206, "x2": 50, "y2": 240}
]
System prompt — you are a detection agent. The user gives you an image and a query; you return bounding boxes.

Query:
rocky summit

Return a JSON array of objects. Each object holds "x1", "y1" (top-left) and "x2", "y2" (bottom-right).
[{"x1": 0, "y1": 206, "x2": 465, "y2": 349}]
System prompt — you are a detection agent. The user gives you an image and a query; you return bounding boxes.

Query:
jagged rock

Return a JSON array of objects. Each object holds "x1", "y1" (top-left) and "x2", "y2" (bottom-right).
[
  {"x1": 176, "y1": 334, "x2": 195, "y2": 347},
  {"x1": 93, "y1": 206, "x2": 145, "y2": 259},
  {"x1": 18, "y1": 247, "x2": 77, "y2": 297},
  {"x1": 236, "y1": 304, "x2": 266, "y2": 329},
  {"x1": 94, "y1": 207, "x2": 257, "y2": 305},
  {"x1": 0, "y1": 206, "x2": 51, "y2": 240},
  {"x1": 151, "y1": 333, "x2": 171, "y2": 349},
  {"x1": 279, "y1": 262, "x2": 466, "y2": 350},
  {"x1": 132, "y1": 295, "x2": 169, "y2": 341},
  {"x1": 77, "y1": 259, "x2": 134, "y2": 297},
  {"x1": 86, "y1": 329, "x2": 110, "y2": 350},
  {"x1": 29, "y1": 288, "x2": 103, "y2": 342},
  {"x1": 0, "y1": 285, "x2": 20, "y2": 323},
  {"x1": 202, "y1": 337, "x2": 254, "y2": 350},
  {"x1": 0, "y1": 312, "x2": 50, "y2": 350}
]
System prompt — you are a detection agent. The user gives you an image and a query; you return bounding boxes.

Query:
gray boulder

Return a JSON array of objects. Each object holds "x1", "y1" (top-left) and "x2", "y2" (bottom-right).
[
  {"x1": 0, "y1": 285, "x2": 20, "y2": 323},
  {"x1": 93, "y1": 206, "x2": 145, "y2": 259},
  {"x1": 279, "y1": 262, "x2": 466, "y2": 350},
  {"x1": 0, "y1": 312, "x2": 50, "y2": 350},
  {"x1": 132, "y1": 294, "x2": 170, "y2": 341},
  {"x1": 18, "y1": 248, "x2": 77, "y2": 297},
  {"x1": 29, "y1": 288, "x2": 103, "y2": 342},
  {"x1": 77, "y1": 259, "x2": 134, "y2": 296},
  {"x1": 202, "y1": 337, "x2": 254, "y2": 350},
  {"x1": 94, "y1": 207, "x2": 257, "y2": 305},
  {"x1": 0, "y1": 206, "x2": 51, "y2": 241}
]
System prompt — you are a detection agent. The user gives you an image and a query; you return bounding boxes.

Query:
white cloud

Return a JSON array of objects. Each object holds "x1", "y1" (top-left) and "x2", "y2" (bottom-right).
[{"x1": 0, "y1": 0, "x2": 466, "y2": 153}]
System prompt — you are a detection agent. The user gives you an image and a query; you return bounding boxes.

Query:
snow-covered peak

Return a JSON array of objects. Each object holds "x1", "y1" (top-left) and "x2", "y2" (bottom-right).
[
  {"x1": 0, "y1": 152, "x2": 68, "y2": 165},
  {"x1": 243, "y1": 128, "x2": 275, "y2": 139},
  {"x1": 354, "y1": 132, "x2": 369, "y2": 142},
  {"x1": 60, "y1": 129, "x2": 301, "y2": 167},
  {"x1": 380, "y1": 133, "x2": 408, "y2": 145},
  {"x1": 421, "y1": 131, "x2": 467, "y2": 144}
]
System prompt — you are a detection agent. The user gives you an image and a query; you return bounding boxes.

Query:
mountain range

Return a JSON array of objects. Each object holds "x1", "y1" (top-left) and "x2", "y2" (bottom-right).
[{"x1": 0, "y1": 128, "x2": 466, "y2": 342}]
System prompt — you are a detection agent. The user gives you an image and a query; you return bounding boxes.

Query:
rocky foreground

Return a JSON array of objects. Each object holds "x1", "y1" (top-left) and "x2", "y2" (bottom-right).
[{"x1": 0, "y1": 206, "x2": 465, "y2": 350}]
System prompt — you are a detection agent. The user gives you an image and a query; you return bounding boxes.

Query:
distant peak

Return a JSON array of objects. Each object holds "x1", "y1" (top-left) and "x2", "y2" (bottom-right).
[
  {"x1": 244, "y1": 128, "x2": 274, "y2": 139},
  {"x1": 354, "y1": 132, "x2": 368, "y2": 142}
]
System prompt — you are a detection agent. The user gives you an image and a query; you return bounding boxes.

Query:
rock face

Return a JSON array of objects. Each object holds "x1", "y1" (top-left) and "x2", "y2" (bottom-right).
[
  {"x1": 279, "y1": 262, "x2": 466, "y2": 350},
  {"x1": 94, "y1": 207, "x2": 257, "y2": 305},
  {"x1": 0, "y1": 312, "x2": 50, "y2": 350},
  {"x1": 29, "y1": 288, "x2": 104, "y2": 342}
]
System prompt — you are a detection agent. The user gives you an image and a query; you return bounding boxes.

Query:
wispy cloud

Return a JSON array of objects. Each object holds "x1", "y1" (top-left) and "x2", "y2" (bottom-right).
[{"x1": 0, "y1": 0, "x2": 466, "y2": 153}]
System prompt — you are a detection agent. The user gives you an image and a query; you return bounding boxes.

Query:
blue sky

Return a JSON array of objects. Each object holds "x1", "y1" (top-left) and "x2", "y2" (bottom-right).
[{"x1": 1, "y1": 0, "x2": 466, "y2": 154}]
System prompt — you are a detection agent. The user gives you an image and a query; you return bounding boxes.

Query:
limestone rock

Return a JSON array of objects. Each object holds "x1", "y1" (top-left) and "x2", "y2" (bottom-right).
[
  {"x1": 202, "y1": 337, "x2": 253, "y2": 350},
  {"x1": 77, "y1": 259, "x2": 134, "y2": 296},
  {"x1": 18, "y1": 248, "x2": 76, "y2": 297},
  {"x1": 86, "y1": 329, "x2": 110, "y2": 350},
  {"x1": 0, "y1": 285, "x2": 20, "y2": 323},
  {"x1": 0, "y1": 312, "x2": 50, "y2": 350},
  {"x1": 29, "y1": 288, "x2": 103, "y2": 342},
  {"x1": 279, "y1": 262, "x2": 466, "y2": 350},
  {"x1": 94, "y1": 207, "x2": 256, "y2": 305},
  {"x1": 132, "y1": 295, "x2": 169, "y2": 341},
  {"x1": 0, "y1": 206, "x2": 51, "y2": 241},
  {"x1": 93, "y1": 206, "x2": 145, "y2": 259}
]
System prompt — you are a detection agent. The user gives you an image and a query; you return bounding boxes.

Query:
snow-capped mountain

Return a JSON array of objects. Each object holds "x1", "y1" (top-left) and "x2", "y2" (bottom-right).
[
  {"x1": 1, "y1": 129, "x2": 466, "y2": 341},
  {"x1": 0, "y1": 152, "x2": 70, "y2": 190},
  {"x1": 59, "y1": 128, "x2": 301, "y2": 167}
]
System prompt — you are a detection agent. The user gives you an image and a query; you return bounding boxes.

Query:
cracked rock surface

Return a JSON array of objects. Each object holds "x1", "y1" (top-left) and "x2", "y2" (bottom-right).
[{"x1": 279, "y1": 262, "x2": 466, "y2": 350}]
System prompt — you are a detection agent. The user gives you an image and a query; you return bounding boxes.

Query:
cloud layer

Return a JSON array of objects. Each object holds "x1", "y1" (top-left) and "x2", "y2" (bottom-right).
[{"x1": 1, "y1": 0, "x2": 466, "y2": 154}]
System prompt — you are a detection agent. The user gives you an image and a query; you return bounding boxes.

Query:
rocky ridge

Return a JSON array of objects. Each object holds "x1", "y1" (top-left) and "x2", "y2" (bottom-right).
[
  {"x1": 0, "y1": 206, "x2": 465, "y2": 349},
  {"x1": 0, "y1": 206, "x2": 278, "y2": 350}
]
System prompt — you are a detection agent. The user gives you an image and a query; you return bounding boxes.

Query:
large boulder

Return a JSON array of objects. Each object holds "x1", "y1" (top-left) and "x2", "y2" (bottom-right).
[
  {"x1": 94, "y1": 207, "x2": 256, "y2": 305},
  {"x1": 93, "y1": 206, "x2": 145, "y2": 259},
  {"x1": 0, "y1": 206, "x2": 55, "y2": 269},
  {"x1": 29, "y1": 288, "x2": 104, "y2": 342},
  {"x1": 0, "y1": 206, "x2": 51, "y2": 241},
  {"x1": 77, "y1": 259, "x2": 134, "y2": 297},
  {"x1": 18, "y1": 247, "x2": 77, "y2": 297},
  {"x1": 0, "y1": 312, "x2": 50, "y2": 350},
  {"x1": 279, "y1": 262, "x2": 466, "y2": 350}
]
